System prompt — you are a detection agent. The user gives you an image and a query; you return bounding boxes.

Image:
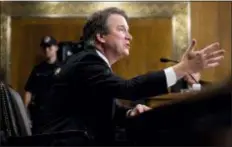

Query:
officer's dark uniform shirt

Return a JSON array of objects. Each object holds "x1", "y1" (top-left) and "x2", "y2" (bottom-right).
[{"x1": 25, "y1": 61, "x2": 61, "y2": 109}]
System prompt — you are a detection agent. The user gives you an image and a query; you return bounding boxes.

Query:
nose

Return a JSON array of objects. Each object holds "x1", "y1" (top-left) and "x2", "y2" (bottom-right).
[{"x1": 126, "y1": 32, "x2": 132, "y2": 41}]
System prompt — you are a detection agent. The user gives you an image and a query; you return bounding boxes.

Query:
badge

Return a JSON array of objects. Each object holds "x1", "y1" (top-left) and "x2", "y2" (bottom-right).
[{"x1": 54, "y1": 67, "x2": 61, "y2": 75}]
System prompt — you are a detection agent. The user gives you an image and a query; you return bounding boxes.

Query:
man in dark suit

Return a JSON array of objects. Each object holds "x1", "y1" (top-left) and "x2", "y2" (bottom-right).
[{"x1": 37, "y1": 7, "x2": 225, "y2": 145}]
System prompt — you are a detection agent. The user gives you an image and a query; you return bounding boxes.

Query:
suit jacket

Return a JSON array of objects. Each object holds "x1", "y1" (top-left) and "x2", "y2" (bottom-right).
[{"x1": 36, "y1": 45, "x2": 169, "y2": 145}]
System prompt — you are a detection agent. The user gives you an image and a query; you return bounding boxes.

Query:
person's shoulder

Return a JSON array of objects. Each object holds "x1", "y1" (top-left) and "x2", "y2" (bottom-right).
[
  {"x1": 66, "y1": 48, "x2": 104, "y2": 65},
  {"x1": 54, "y1": 48, "x2": 107, "y2": 80}
]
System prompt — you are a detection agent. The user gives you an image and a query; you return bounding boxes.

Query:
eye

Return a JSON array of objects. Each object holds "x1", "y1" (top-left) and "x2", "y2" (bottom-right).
[
  {"x1": 120, "y1": 27, "x2": 126, "y2": 32},
  {"x1": 118, "y1": 27, "x2": 128, "y2": 33}
]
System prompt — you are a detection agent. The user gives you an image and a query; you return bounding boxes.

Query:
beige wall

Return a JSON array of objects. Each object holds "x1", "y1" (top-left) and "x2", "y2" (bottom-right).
[{"x1": 191, "y1": 2, "x2": 231, "y2": 82}]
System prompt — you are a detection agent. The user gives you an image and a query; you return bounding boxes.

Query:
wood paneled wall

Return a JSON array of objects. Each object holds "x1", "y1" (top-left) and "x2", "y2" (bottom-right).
[{"x1": 191, "y1": 2, "x2": 231, "y2": 82}]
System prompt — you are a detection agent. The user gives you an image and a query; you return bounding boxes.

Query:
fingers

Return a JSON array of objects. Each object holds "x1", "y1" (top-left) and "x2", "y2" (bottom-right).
[
  {"x1": 185, "y1": 39, "x2": 197, "y2": 54},
  {"x1": 204, "y1": 56, "x2": 224, "y2": 69},
  {"x1": 143, "y1": 105, "x2": 152, "y2": 111},
  {"x1": 130, "y1": 104, "x2": 152, "y2": 117},
  {"x1": 204, "y1": 49, "x2": 225, "y2": 60},
  {"x1": 138, "y1": 105, "x2": 152, "y2": 113},
  {"x1": 203, "y1": 48, "x2": 225, "y2": 68},
  {"x1": 206, "y1": 62, "x2": 220, "y2": 68},
  {"x1": 135, "y1": 104, "x2": 151, "y2": 112},
  {"x1": 202, "y1": 42, "x2": 220, "y2": 54},
  {"x1": 207, "y1": 56, "x2": 224, "y2": 64}
]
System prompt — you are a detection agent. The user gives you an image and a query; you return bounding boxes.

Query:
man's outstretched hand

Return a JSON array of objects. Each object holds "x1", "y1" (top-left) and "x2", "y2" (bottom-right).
[{"x1": 173, "y1": 39, "x2": 225, "y2": 79}]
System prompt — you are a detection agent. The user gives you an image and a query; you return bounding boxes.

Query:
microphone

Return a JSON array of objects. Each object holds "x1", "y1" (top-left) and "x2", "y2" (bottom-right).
[
  {"x1": 160, "y1": 57, "x2": 179, "y2": 63},
  {"x1": 160, "y1": 57, "x2": 199, "y2": 84}
]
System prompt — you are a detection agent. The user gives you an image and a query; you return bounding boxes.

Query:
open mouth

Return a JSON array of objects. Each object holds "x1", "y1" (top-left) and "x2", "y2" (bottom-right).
[{"x1": 126, "y1": 43, "x2": 130, "y2": 49}]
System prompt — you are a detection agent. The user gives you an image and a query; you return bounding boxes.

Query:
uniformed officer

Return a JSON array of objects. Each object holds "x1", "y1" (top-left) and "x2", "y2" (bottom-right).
[{"x1": 24, "y1": 36, "x2": 61, "y2": 131}]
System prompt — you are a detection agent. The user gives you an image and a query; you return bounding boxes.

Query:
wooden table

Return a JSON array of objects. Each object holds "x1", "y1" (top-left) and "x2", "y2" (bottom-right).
[
  {"x1": 118, "y1": 91, "x2": 200, "y2": 108},
  {"x1": 147, "y1": 92, "x2": 199, "y2": 108}
]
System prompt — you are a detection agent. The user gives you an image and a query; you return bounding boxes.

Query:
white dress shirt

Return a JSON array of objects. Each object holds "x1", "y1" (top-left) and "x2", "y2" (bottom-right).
[{"x1": 96, "y1": 50, "x2": 177, "y2": 88}]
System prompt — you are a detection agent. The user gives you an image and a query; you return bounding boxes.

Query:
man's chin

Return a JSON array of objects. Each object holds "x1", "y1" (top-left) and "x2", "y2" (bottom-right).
[
  {"x1": 117, "y1": 49, "x2": 129, "y2": 59},
  {"x1": 123, "y1": 49, "x2": 130, "y2": 56}
]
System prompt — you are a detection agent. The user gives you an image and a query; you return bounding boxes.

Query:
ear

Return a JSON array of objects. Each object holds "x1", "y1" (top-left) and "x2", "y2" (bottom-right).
[{"x1": 96, "y1": 33, "x2": 106, "y2": 43}]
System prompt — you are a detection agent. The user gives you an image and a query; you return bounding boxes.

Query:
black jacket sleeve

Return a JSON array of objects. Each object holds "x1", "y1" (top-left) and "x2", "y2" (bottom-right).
[
  {"x1": 170, "y1": 79, "x2": 188, "y2": 93},
  {"x1": 114, "y1": 100, "x2": 131, "y2": 126},
  {"x1": 70, "y1": 53, "x2": 169, "y2": 101}
]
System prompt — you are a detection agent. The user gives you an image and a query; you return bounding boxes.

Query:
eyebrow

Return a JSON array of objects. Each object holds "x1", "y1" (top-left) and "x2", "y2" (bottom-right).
[{"x1": 117, "y1": 25, "x2": 129, "y2": 31}]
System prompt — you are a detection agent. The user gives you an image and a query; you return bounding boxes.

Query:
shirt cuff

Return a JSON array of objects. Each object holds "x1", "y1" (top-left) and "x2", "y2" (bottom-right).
[{"x1": 164, "y1": 67, "x2": 177, "y2": 87}]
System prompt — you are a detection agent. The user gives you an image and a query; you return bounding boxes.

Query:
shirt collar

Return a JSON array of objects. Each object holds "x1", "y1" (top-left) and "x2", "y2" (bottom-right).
[{"x1": 96, "y1": 50, "x2": 111, "y2": 68}]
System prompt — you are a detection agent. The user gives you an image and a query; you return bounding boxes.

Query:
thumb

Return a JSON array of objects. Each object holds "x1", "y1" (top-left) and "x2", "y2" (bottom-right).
[{"x1": 186, "y1": 39, "x2": 197, "y2": 54}]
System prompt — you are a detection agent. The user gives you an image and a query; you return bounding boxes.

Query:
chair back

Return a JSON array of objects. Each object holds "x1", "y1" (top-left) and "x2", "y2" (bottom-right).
[
  {"x1": 8, "y1": 87, "x2": 32, "y2": 136},
  {"x1": 0, "y1": 81, "x2": 19, "y2": 137},
  {"x1": 0, "y1": 81, "x2": 32, "y2": 137}
]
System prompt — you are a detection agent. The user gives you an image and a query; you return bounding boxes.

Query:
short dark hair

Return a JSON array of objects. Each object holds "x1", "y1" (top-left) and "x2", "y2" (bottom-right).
[{"x1": 82, "y1": 7, "x2": 128, "y2": 42}]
